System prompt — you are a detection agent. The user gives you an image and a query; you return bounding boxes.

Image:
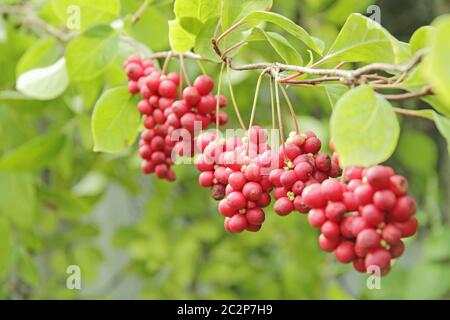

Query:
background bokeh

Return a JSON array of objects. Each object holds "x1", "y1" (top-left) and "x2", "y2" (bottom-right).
[{"x1": 0, "y1": 0, "x2": 449, "y2": 299}]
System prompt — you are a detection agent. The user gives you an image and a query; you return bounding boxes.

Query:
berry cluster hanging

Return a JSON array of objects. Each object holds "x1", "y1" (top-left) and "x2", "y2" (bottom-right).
[{"x1": 123, "y1": 55, "x2": 419, "y2": 276}]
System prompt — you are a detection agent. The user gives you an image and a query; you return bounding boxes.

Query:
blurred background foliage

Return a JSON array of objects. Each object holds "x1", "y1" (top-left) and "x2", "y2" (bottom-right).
[{"x1": 0, "y1": 0, "x2": 449, "y2": 299}]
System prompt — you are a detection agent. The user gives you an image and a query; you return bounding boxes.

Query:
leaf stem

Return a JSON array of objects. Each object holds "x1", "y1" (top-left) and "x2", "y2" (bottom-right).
[
  {"x1": 278, "y1": 83, "x2": 299, "y2": 134},
  {"x1": 226, "y1": 64, "x2": 246, "y2": 130}
]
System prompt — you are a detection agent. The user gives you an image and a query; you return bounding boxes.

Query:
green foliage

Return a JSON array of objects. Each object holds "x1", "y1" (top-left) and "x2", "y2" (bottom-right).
[
  {"x1": 65, "y1": 25, "x2": 119, "y2": 81},
  {"x1": 0, "y1": 0, "x2": 448, "y2": 300},
  {"x1": 331, "y1": 86, "x2": 399, "y2": 166},
  {"x1": 92, "y1": 87, "x2": 140, "y2": 153}
]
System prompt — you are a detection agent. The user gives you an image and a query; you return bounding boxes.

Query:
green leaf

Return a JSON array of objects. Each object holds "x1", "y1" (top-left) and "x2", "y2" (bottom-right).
[
  {"x1": 323, "y1": 84, "x2": 348, "y2": 109},
  {"x1": 52, "y1": 0, "x2": 120, "y2": 30},
  {"x1": 174, "y1": 0, "x2": 221, "y2": 22},
  {"x1": 249, "y1": 28, "x2": 302, "y2": 65},
  {"x1": 325, "y1": 13, "x2": 396, "y2": 64},
  {"x1": 179, "y1": 17, "x2": 204, "y2": 35},
  {"x1": 16, "y1": 58, "x2": 69, "y2": 100},
  {"x1": 17, "y1": 247, "x2": 39, "y2": 287},
  {"x1": 410, "y1": 26, "x2": 435, "y2": 53},
  {"x1": 0, "y1": 172, "x2": 35, "y2": 228},
  {"x1": 432, "y1": 112, "x2": 450, "y2": 155},
  {"x1": 396, "y1": 131, "x2": 437, "y2": 174},
  {"x1": 324, "y1": 0, "x2": 375, "y2": 25},
  {"x1": 424, "y1": 15, "x2": 450, "y2": 107},
  {"x1": 92, "y1": 87, "x2": 140, "y2": 153},
  {"x1": 0, "y1": 217, "x2": 12, "y2": 264},
  {"x1": 331, "y1": 85, "x2": 400, "y2": 166},
  {"x1": 194, "y1": 17, "x2": 221, "y2": 62},
  {"x1": 401, "y1": 66, "x2": 450, "y2": 117},
  {"x1": 16, "y1": 38, "x2": 60, "y2": 76},
  {"x1": 0, "y1": 131, "x2": 66, "y2": 171},
  {"x1": 125, "y1": 6, "x2": 169, "y2": 52},
  {"x1": 65, "y1": 25, "x2": 118, "y2": 81},
  {"x1": 243, "y1": 11, "x2": 323, "y2": 54},
  {"x1": 221, "y1": 0, "x2": 273, "y2": 31},
  {"x1": 169, "y1": 19, "x2": 196, "y2": 53}
]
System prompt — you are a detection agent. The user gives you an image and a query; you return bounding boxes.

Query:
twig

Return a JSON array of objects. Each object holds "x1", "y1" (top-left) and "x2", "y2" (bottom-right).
[
  {"x1": 131, "y1": 0, "x2": 149, "y2": 24},
  {"x1": 226, "y1": 64, "x2": 246, "y2": 130},
  {"x1": 221, "y1": 40, "x2": 247, "y2": 59},
  {"x1": 393, "y1": 108, "x2": 434, "y2": 120},
  {"x1": 383, "y1": 86, "x2": 433, "y2": 101}
]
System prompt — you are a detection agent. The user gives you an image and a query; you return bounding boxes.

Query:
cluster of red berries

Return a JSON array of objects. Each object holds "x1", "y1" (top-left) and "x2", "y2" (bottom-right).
[
  {"x1": 196, "y1": 127, "x2": 275, "y2": 233},
  {"x1": 124, "y1": 55, "x2": 228, "y2": 181},
  {"x1": 269, "y1": 131, "x2": 341, "y2": 216},
  {"x1": 303, "y1": 165, "x2": 418, "y2": 275}
]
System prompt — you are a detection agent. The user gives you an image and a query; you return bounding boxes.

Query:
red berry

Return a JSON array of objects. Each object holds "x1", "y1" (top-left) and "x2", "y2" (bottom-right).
[
  {"x1": 354, "y1": 184, "x2": 374, "y2": 206},
  {"x1": 308, "y1": 209, "x2": 326, "y2": 228},
  {"x1": 340, "y1": 216, "x2": 355, "y2": 239},
  {"x1": 353, "y1": 258, "x2": 366, "y2": 272},
  {"x1": 242, "y1": 182, "x2": 263, "y2": 201},
  {"x1": 283, "y1": 143, "x2": 302, "y2": 160},
  {"x1": 125, "y1": 62, "x2": 143, "y2": 81},
  {"x1": 391, "y1": 196, "x2": 416, "y2": 222},
  {"x1": 389, "y1": 240, "x2": 405, "y2": 258},
  {"x1": 294, "y1": 162, "x2": 313, "y2": 182},
  {"x1": 389, "y1": 175, "x2": 408, "y2": 196},
  {"x1": 154, "y1": 163, "x2": 168, "y2": 178},
  {"x1": 365, "y1": 165, "x2": 392, "y2": 190},
  {"x1": 244, "y1": 163, "x2": 261, "y2": 182},
  {"x1": 146, "y1": 71, "x2": 161, "y2": 91},
  {"x1": 373, "y1": 190, "x2": 397, "y2": 212},
  {"x1": 361, "y1": 204, "x2": 384, "y2": 227},
  {"x1": 228, "y1": 172, "x2": 246, "y2": 190},
  {"x1": 158, "y1": 80, "x2": 178, "y2": 99},
  {"x1": 318, "y1": 233, "x2": 340, "y2": 252},
  {"x1": 159, "y1": 97, "x2": 175, "y2": 110},
  {"x1": 315, "y1": 154, "x2": 331, "y2": 172},
  {"x1": 167, "y1": 72, "x2": 180, "y2": 85},
  {"x1": 303, "y1": 137, "x2": 321, "y2": 154},
  {"x1": 321, "y1": 178, "x2": 344, "y2": 201},
  {"x1": 382, "y1": 224, "x2": 402, "y2": 244},
  {"x1": 180, "y1": 112, "x2": 196, "y2": 132},
  {"x1": 226, "y1": 192, "x2": 246, "y2": 210},
  {"x1": 274, "y1": 197, "x2": 294, "y2": 216},
  {"x1": 269, "y1": 168, "x2": 283, "y2": 187},
  {"x1": 280, "y1": 170, "x2": 297, "y2": 189},
  {"x1": 393, "y1": 218, "x2": 418, "y2": 238},
  {"x1": 356, "y1": 228, "x2": 380, "y2": 250},
  {"x1": 364, "y1": 248, "x2": 391, "y2": 270},
  {"x1": 246, "y1": 223, "x2": 262, "y2": 232},
  {"x1": 291, "y1": 180, "x2": 305, "y2": 195},
  {"x1": 302, "y1": 183, "x2": 327, "y2": 209},
  {"x1": 351, "y1": 216, "x2": 370, "y2": 236},
  {"x1": 228, "y1": 214, "x2": 247, "y2": 233},
  {"x1": 218, "y1": 199, "x2": 235, "y2": 217},
  {"x1": 194, "y1": 75, "x2": 214, "y2": 95},
  {"x1": 214, "y1": 166, "x2": 230, "y2": 185},
  {"x1": 172, "y1": 100, "x2": 189, "y2": 117},
  {"x1": 293, "y1": 195, "x2": 309, "y2": 213},
  {"x1": 199, "y1": 171, "x2": 214, "y2": 187},
  {"x1": 345, "y1": 166, "x2": 364, "y2": 180},
  {"x1": 198, "y1": 95, "x2": 216, "y2": 114},
  {"x1": 246, "y1": 208, "x2": 265, "y2": 225},
  {"x1": 325, "y1": 201, "x2": 347, "y2": 222},
  {"x1": 211, "y1": 184, "x2": 226, "y2": 200},
  {"x1": 335, "y1": 241, "x2": 356, "y2": 263},
  {"x1": 257, "y1": 192, "x2": 271, "y2": 208},
  {"x1": 342, "y1": 192, "x2": 358, "y2": 211},
  {"x1": 141, "y1": 160, "x2": 154, "y2": 174},
  {"x1": 321, "y1": 221, "x2": 340, "y2": 240}
]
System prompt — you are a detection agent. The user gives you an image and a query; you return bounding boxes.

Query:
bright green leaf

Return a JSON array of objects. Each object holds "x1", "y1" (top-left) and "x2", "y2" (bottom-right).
[
  {"x1": 243, "y1": 11, "x2": 323, "y2": 54},
  {"x1": 174, "y1": 0, "x2": 221, "y2": 22},
  {"x1": 0, "y1": 172, "x2": 35, "y2": 228},
  {"x1": 16, "y1": 58, "x2": 69, "y2": 100},
  {"x1": 168, "y1": 19, "x2": 196, "y2": 53},
  {"x1": 16, "y1": 38, "x2": 60, "y2": 76},
  {"x1": 194, "y1": 17, "x2": 222, "y2": 62},
  {"x1": 52, "y1": 0, "x2": 120, "y2": 30},
  {"x1": 433, "y1": 112, "x2": 450, "y2": 155},
  {"x1": 65, "y1": 25, "x2": 118, "y2": 81},
  {"x1": 17, "y1": 247, "x2": 40, "y2": 287},
  {"x1": 410, "y1": 26, "x2": 435, "y2": 53},
  {"x1": 221, "y1": 0, "x2": 273, "y2": 31},
  {"x1": 323, "y1": 84, "x2": 348, "y2": 109},
  {"x1": 0, "y1": 131, "x2": 66, "y2": 171},
  {"x1": 331, "y1": 85, "x2": 400, "y2": 166},
  {"x1": 325, "y1": 13, "x2": 396, "y2": 63},
  {"x1": 179, "y1": 17, "x2": 204, "y2": 35},
  {"x1": 424, "y1": 15, "x2": 450, "y2": 107},
  {"x1": 0, "y1": 217, "x2": 12, "y2": 264},
  {"x1": 92, "y1": 87, "x2": 140, "y2": 153},
  {"x1": 249, "y1": 28, "x2": 302, "y2": 65}
]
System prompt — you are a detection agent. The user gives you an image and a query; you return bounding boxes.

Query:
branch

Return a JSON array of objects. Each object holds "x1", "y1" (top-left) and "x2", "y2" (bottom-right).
[
  {"x1": 383, "y1": 86, "x2": 433, "y2": 101},
  {"x1": 131, "y1": 0, "x2": 149, "y2": 24},
  {"x1": 393, "y1": 108, "x2": 434, "y2": 120}
]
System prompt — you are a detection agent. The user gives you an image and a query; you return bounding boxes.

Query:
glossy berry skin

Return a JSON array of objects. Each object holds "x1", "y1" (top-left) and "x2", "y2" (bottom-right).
[
  {"x1": 356, "y1": 228, "x2": 380, "y2": 250},
  {"x1": 194, "y1": 75, "x2": 214, "y2": 95},
  {"x1": 158, "y1": 80, "x2": 178, "y2": 98},
  {"x1": 321, "y1": 179, "x2": 344, "y2": 201},
  {"x1": 335, "y1": 241, "x2": 356, "y2": 263},
  {"x1": 364, "y1": 165, "x2": 392, "y2": 190},
  {"x1": 302, "y1": 184, "x2": 327, "y2": 209},
  {"x1": 391, "y1": 196, "x2": 416, "y2": 222},
  {"x1": 373, "y1": 190, "x2": 396, "y2": 211},
  {"x1": 182, "y1": 86, "x2": 201, "y2": 106},
  {"x1": 274, "y1": 197, "x2": 294, "y2": 216},
  {"x1": 321, "y1": 221, "x2": 340, "y2": 240},
  {"x1": 228, "y1": 214, "x2": 248, "y2": 233}
]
